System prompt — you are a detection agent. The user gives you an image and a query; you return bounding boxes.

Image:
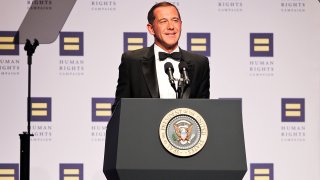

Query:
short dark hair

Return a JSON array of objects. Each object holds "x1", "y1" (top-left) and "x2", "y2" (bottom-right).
[{"x1": 147, "y1": 2, "x2": 181, "y2": 24}]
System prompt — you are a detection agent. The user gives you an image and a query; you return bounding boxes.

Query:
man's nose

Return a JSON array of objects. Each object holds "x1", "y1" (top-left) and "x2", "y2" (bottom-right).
[{"x1": 167, "y1": 21, "x2": 174, "y2": 29}]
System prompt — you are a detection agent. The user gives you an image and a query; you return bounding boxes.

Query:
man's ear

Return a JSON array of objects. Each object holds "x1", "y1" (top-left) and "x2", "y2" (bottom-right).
[{"x1": 147, "y1": 23, "x2": 155, "y2": 35}]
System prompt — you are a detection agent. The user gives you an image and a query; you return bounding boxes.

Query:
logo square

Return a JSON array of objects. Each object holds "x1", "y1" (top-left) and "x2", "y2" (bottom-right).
[
  {"x1": 31, "y1": 97, "x2": 52, "y2": 122},
  {"x1": 59, "y1": 164, "x2": 83, "y2": 180},
  {"x1": 0, "y1": 163, "x2": 19, "y2": 180},
  {"x1": 250, "y1": 33, "x2": 273, "y2": 57},
  {"x1": 123, "y1": 32, "x2": 147, "y2": 52},
  {"x1": 92, "y1": 98, "x2": 114, "y2": 122},
  {"x1": 282, "y1": 98, "x2": 305, "y2": 122},
  {"x1": 0, "y1": 31, "x2": 19, "y2": 55},
  {"x1": 250, "y1": 163, "x2": 274, "y2": 180},
  {"x1": 187, "y1": 33, "x2": 211, "y2": 57},
  {"x1": 60, "y1": 32, "x2": 84, "y2": 56}
]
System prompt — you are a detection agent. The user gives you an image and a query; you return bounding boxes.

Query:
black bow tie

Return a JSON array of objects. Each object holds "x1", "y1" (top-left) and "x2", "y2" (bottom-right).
[{"x1": 159, "y1": 52, "x2": 181, "y2": 61}]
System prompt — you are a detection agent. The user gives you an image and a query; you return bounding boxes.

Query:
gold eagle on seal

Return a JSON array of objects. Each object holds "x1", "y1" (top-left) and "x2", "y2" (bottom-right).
[{"x1": 173, "y1": 123, "x2": 193, "y2": 144}]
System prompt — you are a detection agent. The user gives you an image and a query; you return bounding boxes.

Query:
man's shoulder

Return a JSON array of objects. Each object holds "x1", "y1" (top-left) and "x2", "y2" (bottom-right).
[
  {"x1": 122, "y1": 46, "x2": 152, "y2": 60},
  {"x1": 180, "y1": 49, "x2": 209, "y2": 63}
]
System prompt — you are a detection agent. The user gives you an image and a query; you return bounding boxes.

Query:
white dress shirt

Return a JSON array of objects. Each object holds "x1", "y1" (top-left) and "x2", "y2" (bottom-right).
[{"x1": 154, "y1": 45, "x2": 180, "y2": 99}]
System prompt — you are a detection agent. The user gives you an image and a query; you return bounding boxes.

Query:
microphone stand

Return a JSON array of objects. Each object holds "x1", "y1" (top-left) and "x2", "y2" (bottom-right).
[
  {"x1": 169, "y1": 81, "x2": 178, "y2": 99},
  {"x1": 177, "y1": 78, "x2": 186, "y2": 99},
  {"x1": 175, "y1": 87, "x2": 179, "y2": 99},
  {"x1": 19, "y1": 39, "x2": 38, "y2": 180}
]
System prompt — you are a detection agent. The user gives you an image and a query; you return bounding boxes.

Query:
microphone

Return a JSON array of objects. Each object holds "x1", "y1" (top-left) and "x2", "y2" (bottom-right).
[
  {"x1": 179, "y1": 61, "x2": 190, "y2": 85},
  {"x1": 164, "y1": 62, "x2": 175, "y2": 86}
]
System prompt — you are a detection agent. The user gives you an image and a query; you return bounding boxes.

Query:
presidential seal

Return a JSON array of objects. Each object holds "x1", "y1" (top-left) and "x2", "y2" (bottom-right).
[{"x1": 159, "y1": 108, "x2": 208, "y2": 157}]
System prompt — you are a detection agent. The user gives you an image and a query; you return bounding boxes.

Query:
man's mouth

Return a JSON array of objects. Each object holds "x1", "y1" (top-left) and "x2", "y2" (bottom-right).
[{"x1": 166, "y1": 32, "x2": 176, "y2": 36}]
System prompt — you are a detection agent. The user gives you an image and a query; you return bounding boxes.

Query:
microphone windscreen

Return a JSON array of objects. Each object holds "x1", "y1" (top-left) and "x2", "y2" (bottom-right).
[
  {"x1": 164, "y1": 62, "x2": 174, "y2": 74},
  {"x1": 178, "y1": 61, "x2": 188, "y2": 73}
]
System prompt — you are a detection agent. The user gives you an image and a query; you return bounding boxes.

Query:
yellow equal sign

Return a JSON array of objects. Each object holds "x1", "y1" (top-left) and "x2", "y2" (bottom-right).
[
  {"x1": 0, "y1": 36, "x2": 15, "y2": 50},
  {"x1": 254, "y1": 168, "x2": 271, "y2": 180},
  {"x1": 64, "y1": 37, "x2": 80, "y2": 51},
  {"x1": 285, "y1": 103, "x2": 301, "y2": 117},
  {"x1": 31, "y1": 102, "x2": 48, "y2": 116},
  {"x1": 0, "y1": 168, "x2": 16, "y2": 180},
  {"x1": 63, "y1": 168, "x2": 80, "y2": 180},
  {"x1": 96, "y1": 102, "x2": 112, "y2": 117},
  {"x1": 191, "y1": 38, "x2": 207, "y2": 51},
  {"x1": 127, "y1": 37, "x2": 144, "y2": 51},
  {"x1": 253, "y1": 38, "x2": 270, "y2": 52}
]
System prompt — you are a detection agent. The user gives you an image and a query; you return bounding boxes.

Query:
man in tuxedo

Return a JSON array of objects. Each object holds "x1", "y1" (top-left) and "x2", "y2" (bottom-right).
[{"x1": 112, "y1": 2, "x2": 210, "y2": 111}]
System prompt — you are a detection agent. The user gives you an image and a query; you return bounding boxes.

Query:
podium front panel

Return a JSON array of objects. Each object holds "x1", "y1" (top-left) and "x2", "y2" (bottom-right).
[{"x1": 104, "y1": 99, "x2": 247, "y2": 180}]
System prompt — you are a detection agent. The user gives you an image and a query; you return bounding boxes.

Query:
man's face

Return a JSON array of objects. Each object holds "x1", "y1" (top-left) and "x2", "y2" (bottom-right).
[{"x1": 147, "y1": 6, "x2": 182, "y2": 53}]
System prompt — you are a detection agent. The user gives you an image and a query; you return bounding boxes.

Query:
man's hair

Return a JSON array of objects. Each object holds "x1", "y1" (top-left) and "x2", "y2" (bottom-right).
[{"x1": 147, "y1": 2, "x2": 181, "y2": 24}]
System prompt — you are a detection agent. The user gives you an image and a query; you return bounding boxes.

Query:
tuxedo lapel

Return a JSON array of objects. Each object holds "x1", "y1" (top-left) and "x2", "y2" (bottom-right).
[{"x1": 141, "y1": 46, "x2": 160, "y2": 98}]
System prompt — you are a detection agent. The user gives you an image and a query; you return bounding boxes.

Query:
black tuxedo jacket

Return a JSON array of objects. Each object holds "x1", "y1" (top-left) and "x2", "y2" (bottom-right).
[{"x1": 112, "y1": 45, "x2": 210, "y2": 111}]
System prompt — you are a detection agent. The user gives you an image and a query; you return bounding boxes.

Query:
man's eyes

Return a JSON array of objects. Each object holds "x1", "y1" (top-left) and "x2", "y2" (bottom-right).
[
  {"x1": 172, "y1": 19, "x2": 180, "y2": 22},
  {"x1": 159, "y1": 19, "x2": 180, "y2": 24},
  {"x1": 159, "y1": 20, "x2": 168, "y2": 24}
]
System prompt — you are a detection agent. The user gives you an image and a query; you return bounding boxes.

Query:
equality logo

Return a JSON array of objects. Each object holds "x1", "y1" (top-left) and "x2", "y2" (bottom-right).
[
  {"x1": 159, "y1": 108, "x2": 208, "y2": 157},
  {"x1": 31, "y1": 97, "x2": 51, "y2": 122},
  {"x1": 59, "y1": 32, "x2": 85, "y2": 76},
  {"x1": 92, "y1": 98, "x2": 114, "y2": 122},
  {"x1": 91, "y1": 97, "x2": 114, "y2": 142},
  {"x1": 0, "y1": 31, "x2": 20, "y2": 75},
  {"x1": 123, "y1": 32, "x2": 147, "y2": 52},
  {"x1": 250, "y1": 33, "x2": 273, "y2": 57},
  {"x1": 281, "y1": 98, "x2": 305, "y2": 122},
  {"x1": 31, "y1": 97, "x2": 52, "y2": 142},
  {"x1": 187, "y1": 33, "x2": 211, "y2": 57},
  {"x1": 249, "y1": 33, "x2": 275, "y2": 77},
  {"x1": 60, "y1": 32, "x2": 84, "y2": 56},
  {"x1": 280, "y1": 98, "x2": 306, "y2": 142},
  {"x1": 0, "y1": 31, "x2": 20, "y2": 76},
  {"x1": 0, "y1": 31, "x2": 19, "y2": 55},
  {"x1": 250, "y1": 163, "x2": 274, "y2": 180},
  {"x1": 60, "y1": 164, "x2": 83, "y2": 180},
  {"x1": 0, "y1": 164, "x2": 19, "y2": 180}
]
